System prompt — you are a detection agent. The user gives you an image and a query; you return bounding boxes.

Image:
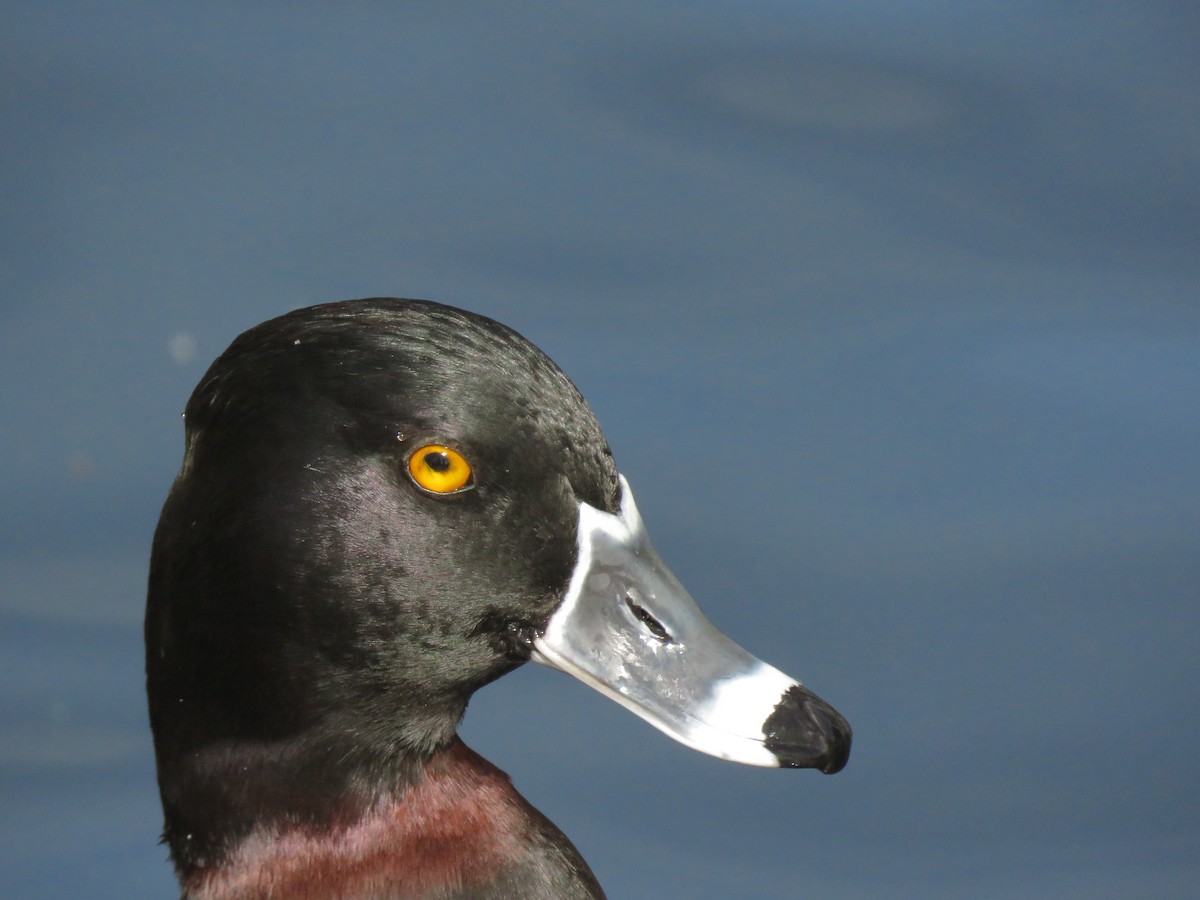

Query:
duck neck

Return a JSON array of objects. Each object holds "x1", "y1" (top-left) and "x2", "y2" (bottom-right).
[{"x1": 177, "y1": 737, "x2": 601, "y2": 900}]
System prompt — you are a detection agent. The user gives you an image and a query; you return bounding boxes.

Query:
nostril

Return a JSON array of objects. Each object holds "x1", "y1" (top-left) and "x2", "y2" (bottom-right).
[{"x1": 624, "y1": 593, "x2": 673, "y2": 644}]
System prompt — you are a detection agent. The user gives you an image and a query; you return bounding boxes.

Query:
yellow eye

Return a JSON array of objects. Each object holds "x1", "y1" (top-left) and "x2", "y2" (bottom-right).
[{"x1": 407, "y1": 444, "x2": 474, "y2": 494}]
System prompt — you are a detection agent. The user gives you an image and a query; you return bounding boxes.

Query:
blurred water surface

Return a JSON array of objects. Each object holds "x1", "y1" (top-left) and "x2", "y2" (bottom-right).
[{"x1": 2, "y1": 3, "x2": 1197, "y2": 898}]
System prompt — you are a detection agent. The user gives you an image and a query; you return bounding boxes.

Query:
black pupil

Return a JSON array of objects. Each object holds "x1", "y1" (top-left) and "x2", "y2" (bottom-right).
[{"x1": 424, "y1": 451, "x2": 451, "y2": 473}]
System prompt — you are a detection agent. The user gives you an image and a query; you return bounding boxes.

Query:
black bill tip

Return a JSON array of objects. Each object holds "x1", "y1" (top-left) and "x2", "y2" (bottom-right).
[{"x1": 763, "y1": 684, "x2": 853, "y2": 774}]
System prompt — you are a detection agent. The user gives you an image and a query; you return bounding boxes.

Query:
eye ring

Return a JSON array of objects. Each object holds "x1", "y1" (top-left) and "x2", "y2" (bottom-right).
[{"x1": 406, "y1": 444, "x2": 475, "y2": 495}]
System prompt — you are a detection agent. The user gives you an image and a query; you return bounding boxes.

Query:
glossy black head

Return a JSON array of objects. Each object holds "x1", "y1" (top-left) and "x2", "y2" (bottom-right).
[{"x1": 146, "y1": 299, "x2": 619, "y2": 854}]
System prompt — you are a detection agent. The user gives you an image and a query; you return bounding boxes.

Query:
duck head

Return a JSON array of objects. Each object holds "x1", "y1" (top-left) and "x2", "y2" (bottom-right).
[{"x1": 146, "y1": 298, "x2": 850, "y2": 891}]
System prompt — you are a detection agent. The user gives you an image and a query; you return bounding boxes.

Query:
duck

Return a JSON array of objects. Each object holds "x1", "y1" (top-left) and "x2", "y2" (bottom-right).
[{"x1": 146, "y1": 298, "x2": 852, "y2": 899}]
